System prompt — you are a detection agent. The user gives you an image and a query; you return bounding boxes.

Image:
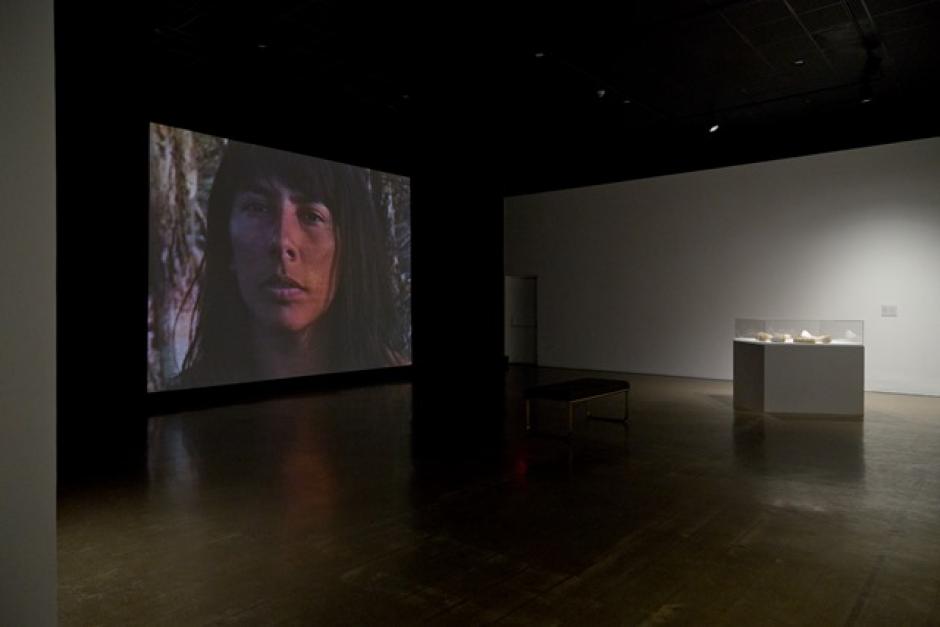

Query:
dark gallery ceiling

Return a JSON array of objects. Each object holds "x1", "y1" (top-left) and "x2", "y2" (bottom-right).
[{"x1": 149, "y1": 0, "x2": 940, "y2": 193}]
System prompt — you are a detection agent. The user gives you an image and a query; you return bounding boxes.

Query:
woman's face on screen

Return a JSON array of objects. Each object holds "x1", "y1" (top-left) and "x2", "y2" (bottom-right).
[{"x1": 229, "y1": 176, "x2": 338, "y2": 333}]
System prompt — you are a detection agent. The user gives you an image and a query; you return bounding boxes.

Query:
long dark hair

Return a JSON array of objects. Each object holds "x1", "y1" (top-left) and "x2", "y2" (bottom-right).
[{"x1": 178, "y1": 140, "x2": 396, "y2": 388}]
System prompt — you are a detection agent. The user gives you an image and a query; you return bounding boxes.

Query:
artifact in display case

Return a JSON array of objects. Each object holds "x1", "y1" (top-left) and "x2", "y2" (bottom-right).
[{"x1": 734, "y1": 319, "x2": 863, "y2": 346}]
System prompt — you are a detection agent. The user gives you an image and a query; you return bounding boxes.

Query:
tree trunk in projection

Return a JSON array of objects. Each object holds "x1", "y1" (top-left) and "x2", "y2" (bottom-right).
[
  {"x1": 148, "y1": 125, "x2": 206, "y2": 391},
  {"x1": 371, "y1": 170, "x2": 412, "y2": 359}
]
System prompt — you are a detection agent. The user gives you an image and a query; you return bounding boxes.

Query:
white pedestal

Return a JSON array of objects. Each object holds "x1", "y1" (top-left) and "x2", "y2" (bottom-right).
[{"x1": 733, "y1": 340, "x2": 864, "y2": 416}]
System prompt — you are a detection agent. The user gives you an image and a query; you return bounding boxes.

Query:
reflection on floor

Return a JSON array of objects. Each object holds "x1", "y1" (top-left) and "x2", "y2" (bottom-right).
[{"x1": 58, "y1": 367, "x2": 940, "y2": 625}]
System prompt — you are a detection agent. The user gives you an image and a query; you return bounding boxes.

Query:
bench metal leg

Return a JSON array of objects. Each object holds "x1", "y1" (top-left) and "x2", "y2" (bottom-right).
[
  {"x1": 527, "y1": 383, "x2": 630, "y2": 437},
  {"x1": 583, "y1": 391, "x2": 629, "y2": 427}
]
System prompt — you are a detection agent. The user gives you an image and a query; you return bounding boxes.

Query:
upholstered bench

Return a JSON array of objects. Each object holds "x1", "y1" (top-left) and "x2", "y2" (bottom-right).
[{"x1": 524, "y1": 378, "x2": 630, "y2": 435}]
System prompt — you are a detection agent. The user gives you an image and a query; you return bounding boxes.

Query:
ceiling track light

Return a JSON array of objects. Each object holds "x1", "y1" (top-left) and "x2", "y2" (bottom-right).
[
  {"x1": 596, "y1": 89, "x2": 607, "y2": 99},
  {"x1": 709, "y1": 123, "x2": 720, "y2": 133}
]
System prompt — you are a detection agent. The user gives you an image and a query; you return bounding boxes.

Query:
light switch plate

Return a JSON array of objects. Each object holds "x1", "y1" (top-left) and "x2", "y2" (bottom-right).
[{"x1": 881, "y1": 305, "x2": 898, "y2": 317}]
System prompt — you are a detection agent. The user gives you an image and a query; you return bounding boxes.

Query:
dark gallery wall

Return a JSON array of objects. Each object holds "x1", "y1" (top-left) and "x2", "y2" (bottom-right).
[
  {"x1": 55, "y1": 6, "x2": 506, "y2": 477},
  {"x1": 409, "y1": 70, "x2": 506, "y2": 455},
  {"x1": 1, "y1": 0, "x2": 56, "y2": 623},
  {"x1": 55, "y1": 4, "x2": 149, "y2": 479}
]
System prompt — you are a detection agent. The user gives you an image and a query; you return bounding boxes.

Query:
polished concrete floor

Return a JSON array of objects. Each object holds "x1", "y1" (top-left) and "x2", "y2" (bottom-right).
[{"x1": 59, "y1": 367, "x2": 940, "y2": 626}]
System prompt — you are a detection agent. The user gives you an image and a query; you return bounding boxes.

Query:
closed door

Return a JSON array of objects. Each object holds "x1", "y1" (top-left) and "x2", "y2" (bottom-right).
[{"x1": 505, "y1": 276, "x2": 537, "y2": 364}]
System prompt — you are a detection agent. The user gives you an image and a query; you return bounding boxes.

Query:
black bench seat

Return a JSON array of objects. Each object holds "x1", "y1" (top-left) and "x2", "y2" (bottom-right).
[{"x1": 524, "y1": 378, "x2": 630, "y2": 435}]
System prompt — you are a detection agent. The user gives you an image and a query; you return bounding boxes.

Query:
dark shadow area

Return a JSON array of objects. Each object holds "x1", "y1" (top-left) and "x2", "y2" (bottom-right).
[
  {"x1": 146, "y1": 366, "x2": 413, "y2": 416},
  {"x1": 767, "y1": 412, "x2": 865, "y2": 423},
  {"x1": 708, "y1": 393, "x2": 734, "y2": 408},
  {"x1": 733, "y1": 412, "x2": 865, "y2": 483}
]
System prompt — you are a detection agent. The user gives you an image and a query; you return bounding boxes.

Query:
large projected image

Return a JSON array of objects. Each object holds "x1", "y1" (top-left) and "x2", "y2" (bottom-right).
[{"x1": 148, "y1": 124, "x2": 411, "y2": 392}]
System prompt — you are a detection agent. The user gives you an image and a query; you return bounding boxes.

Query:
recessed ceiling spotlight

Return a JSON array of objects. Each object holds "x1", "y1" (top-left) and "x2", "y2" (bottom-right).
[
  {"x1": 861, "y1": 97, "x2": 872, "y2": 104},
  {"x1": 597, "y1": 89, "x2": 606, "y2": 98},
  {"x1": 401, "y1": 94, "x2": 410, "y2": 100},
  {"x1": 534, "y1": 51, "x2": 545, "y2": 58},
  {"x1": 709, "y1": 124, "x2": 720, "y2": 133},
  {"x1": 793, "y1": 58, "x2": 805, "y2": 66},
  {"x1": 623, "y1": 98, "x2": 632, "y2": 104},
  {"x1": 257, "y1": 43, "x2": 268, "y2": 50}
]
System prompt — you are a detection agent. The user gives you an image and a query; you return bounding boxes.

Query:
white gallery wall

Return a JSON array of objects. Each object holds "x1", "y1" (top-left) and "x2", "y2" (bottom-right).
[
  {"x1": 504, "y1": 137, "x2": 940, "y2": 396},
  {"x1": 0, "y1": 0, "x2": 57, "y2": 624}
]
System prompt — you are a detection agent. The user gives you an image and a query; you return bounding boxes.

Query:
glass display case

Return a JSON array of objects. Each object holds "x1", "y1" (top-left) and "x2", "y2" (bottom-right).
[
  {"x1": 734, "y1": 318, "x2": 865, "y2": 415},
  {"x1": 734, "y1": 319, "x2": 864, "y2": 346}
]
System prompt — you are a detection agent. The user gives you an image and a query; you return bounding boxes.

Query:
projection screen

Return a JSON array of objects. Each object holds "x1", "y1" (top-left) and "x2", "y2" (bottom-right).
[{"x1": 148, "y1": 123, "x2": 411, "y2": 392}]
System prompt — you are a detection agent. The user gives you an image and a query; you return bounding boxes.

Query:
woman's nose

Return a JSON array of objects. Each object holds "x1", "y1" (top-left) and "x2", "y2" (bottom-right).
[{"x1": 271, "y1": 202, "x2": 300, "y2": 262}]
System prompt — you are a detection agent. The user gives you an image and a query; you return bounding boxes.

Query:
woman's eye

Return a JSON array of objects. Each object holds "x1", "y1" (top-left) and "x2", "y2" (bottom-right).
[
  {"x1": 298, "y1": 207, "x2": 325, "y2": 226},
  {"x1": 236, "y1": 199, "x2": 269, "y2": 216}
]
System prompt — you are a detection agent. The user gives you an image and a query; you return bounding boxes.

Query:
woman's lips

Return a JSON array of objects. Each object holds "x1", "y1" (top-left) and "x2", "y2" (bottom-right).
[
  {"x1": 267, "y1": 286, "x2": 307, "y2": 302},
  {"x1": 263, "y1": 276, "x2": 307, "y2": 302}
]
